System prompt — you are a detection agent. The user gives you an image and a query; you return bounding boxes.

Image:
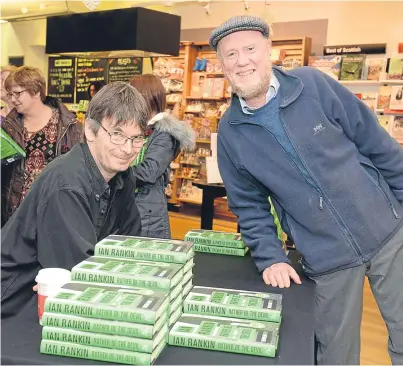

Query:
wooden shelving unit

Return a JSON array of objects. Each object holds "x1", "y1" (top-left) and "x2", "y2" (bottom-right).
[{"x1": 154, "y1": 37, "x2": 312, "y2": 212}]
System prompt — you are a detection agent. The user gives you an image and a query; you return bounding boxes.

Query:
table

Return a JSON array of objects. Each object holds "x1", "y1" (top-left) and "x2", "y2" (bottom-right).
[
  {"x1": 1, "y1": 251, "x2": 315, "y2": 365},
  {"x1": 193, "y1": 179, "x2": 228, "y2": 230}
]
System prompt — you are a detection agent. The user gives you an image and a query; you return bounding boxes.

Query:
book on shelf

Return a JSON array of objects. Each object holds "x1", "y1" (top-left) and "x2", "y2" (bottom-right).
[
  {"x1": 183, "y1": 286, "x2": 283, "y2": 323},
  {"x1": 364, "y1": 57, "x2": 387, "y2": 81},
  {"x1": 387, "y1": 58, "x2": 403, "y2": 80},
  {"x1": 206, "y1": 59, "x2": 223, "y2": 74},
  {"x1": 389, "y1": 86, "x2": 403, "y2": 110},
  {"x1": 377, "y1": 85, "x2": 392, "y2": 110},
  {"x1": 377, "y1": 115, "x2": 392, "y2": 133},
  {"x1": 168, "y1": 314, "x2": 280, "y2": 357},
  {"x1": 1, "y1": 127, "x2": 25, "y2": 163},
  {"x1": 340, "y1": 54, "x2": 366, "y2": 81},
  {"x1": 270, "y1": 48, "x2": 286, "y2": 64},
  {"x1": 361, "y1": 93, "x2": 378, "y2": 111},
  {"x1": 308, "y1": 55, "x2": 342, "y2": 80},
  {"x1": 191, "y1": 117, "x2": 218, "y2": 140},
  {"x1": 391, "y1": 116, "x2": 403, "y2": 142}
]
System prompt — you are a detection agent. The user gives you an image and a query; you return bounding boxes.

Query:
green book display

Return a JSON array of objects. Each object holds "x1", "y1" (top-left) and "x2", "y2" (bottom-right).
[
  {"x1": 194, "y1": 244, "x2": 249, "y2": 256},
  {"x1": 183, "y1": 286, "x2": 282, "y2": 323},
  {"x1": 44, "y1": 282, "x2": 169, "y2": 325},
  {"x1": 40, "y1": 339, "x2": 166, "y2": 365},
  {"x1": 169, "y1": 314, "x2": 280, "y2": 358},
  {"x1": 94, "y1": 235, "x2": 194, "y2": 264},
  {"x1": 182, "y1": 265, "x2": 194, "y2": 285},
  {"x1": 184, "y1": 230, "x2": 245, "y2": 249},
  {"x1": 42, "y1": 325, "x2": 168, "y2": 354},
  {"x1": 340, "y1": 54, "x2": 366, "y2": 80},
  {"x1": 71, "y1": 257, "x2": 184, "y2": 290},
  {"x1": 41, "y1": 311, "x2": 168, "y2": 339},
  {"x1": 0, "y1": 128, "x2": 25, "y2": 163}
]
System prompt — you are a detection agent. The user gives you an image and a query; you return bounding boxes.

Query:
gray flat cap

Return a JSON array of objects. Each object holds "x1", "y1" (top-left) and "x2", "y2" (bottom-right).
[{"x1": 209, "y1": 15, "x2": 270, "y2": 51}]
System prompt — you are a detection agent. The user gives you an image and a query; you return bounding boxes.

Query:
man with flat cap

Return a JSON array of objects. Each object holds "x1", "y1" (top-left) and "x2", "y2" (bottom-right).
[{"x1": 211, "y1": 15, "x2": 403, "y2": 365}]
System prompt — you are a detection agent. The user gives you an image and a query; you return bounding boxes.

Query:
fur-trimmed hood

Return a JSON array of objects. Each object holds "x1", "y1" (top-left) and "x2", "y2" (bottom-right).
[{"x1": 150, "y1": 112, "x2": 196, "y2": 152}]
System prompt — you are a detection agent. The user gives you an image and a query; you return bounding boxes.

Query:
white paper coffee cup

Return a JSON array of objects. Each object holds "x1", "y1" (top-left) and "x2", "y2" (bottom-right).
[{"x1": 35, "y1": 268, "x2": 71, "y2": 324}]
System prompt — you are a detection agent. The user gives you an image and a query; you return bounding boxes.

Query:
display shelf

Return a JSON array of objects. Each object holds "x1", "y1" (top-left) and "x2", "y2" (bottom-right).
[
  {"x1": 178, "y1": 198, "x2": 202, "y2": 205},
  {"x1": 339, "y1": 80, "x2": 380, "y2": 86},
  {"x1": 379, "y1": 79, "x2": 403, "y2": 85}
]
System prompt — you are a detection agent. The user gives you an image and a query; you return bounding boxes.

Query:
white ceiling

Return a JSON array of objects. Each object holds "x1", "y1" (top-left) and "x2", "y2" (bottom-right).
[{"x1": 0, "y1": 0, "x2": 182, "y2": 21}]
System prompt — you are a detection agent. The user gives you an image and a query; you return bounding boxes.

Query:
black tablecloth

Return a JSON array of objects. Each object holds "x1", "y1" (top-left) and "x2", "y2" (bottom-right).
[{"x1": 1, "y1": 251, "x2": 315, "y2": 365}]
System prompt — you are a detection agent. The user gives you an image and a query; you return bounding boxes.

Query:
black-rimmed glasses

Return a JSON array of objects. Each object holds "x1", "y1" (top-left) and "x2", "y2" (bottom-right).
[
  {"x1": 6, "y1": 90, "x2": 27, "y2": 99},
  {"x1": 98, "y1": 123, "x2": 145, "y2": 147}
]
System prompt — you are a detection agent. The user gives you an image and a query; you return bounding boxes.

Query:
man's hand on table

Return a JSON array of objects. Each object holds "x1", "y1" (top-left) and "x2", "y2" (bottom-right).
[{"x1": 263, "y1": 263, "x2": 302, "y2": 288}]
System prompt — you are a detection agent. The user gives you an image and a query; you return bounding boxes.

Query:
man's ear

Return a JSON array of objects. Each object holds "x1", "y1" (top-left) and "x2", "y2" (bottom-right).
[{"x1": 84, "y1": 120, "x2": 96, "y2": 142}]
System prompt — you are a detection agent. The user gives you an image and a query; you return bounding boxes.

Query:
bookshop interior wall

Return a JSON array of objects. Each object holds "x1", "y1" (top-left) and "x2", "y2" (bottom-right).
[{"x1": 1, "y1": 0, "x2": 403, "y2": 212}]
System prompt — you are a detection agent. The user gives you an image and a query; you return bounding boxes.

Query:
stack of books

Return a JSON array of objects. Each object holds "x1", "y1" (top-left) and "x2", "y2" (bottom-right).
[
  {"x1": 93, "y1": 235, "x2": 195, "y2": 326},
  {"x1": 40, "y1": 282, "x2": 169, "y2": 364},
  {"x1": 1, "y1": 128, "x2": 25, "y2": 164},
  {"x1": 185, "y1": 230, "x2": 249, "y2": 256},
  {"x1": 169, "y1": 286, "x2": 282, "y2": 358}
]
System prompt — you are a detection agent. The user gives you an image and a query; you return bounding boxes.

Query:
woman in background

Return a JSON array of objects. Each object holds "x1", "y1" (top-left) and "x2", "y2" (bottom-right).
[
  {"x1": 1, "y1": 65, "x2": 17, "y2": 122},
  {"x1": 87, "y1": 81, "x2": 105, "y2": 100},
  {"x1": 129, "y1": 74, "x2": 195, "y2": 238},
  {"x1": 1, "y1": 66, "x2": 79, "y2": 226}
]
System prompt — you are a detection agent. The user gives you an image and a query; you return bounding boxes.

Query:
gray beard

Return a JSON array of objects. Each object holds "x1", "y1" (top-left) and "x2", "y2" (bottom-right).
[{"x1": 231, "y1": 72, "x2": 271, "y2": 100}]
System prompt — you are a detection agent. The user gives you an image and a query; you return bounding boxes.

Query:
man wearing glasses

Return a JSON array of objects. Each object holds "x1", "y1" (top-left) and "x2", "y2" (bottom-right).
[{"x1": 1, "y1": 82, "x2": 148, "y2": 317}]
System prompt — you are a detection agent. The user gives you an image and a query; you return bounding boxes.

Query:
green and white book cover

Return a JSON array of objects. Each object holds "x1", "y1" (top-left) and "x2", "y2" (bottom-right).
[
  {"x1": 182, "y1": 264, "x2": 194, "y2": 286},
  {"x1": 185, "y1": 230, "x2": 245, "y2": 249},
  {"x1": 44, "y1": 282, "x2": 169, "y2": 325},
  {"x1": 182, "y1": 278, "x2": 194, "y2": 298},
  {"x1": 169, "y1": 307, "x2": 182, "y2": 326},
  {"x1": 42, "y1": 325, "x2": 168, "y2": 354},
  {"x1": 169, "y1": 314, "x2": 279, "y2": 357},
  {"x1": 94, "y1": 235, "x2": 194, "y2": 264},
  {"x1": 170, "y1": 283, "x2": 183, "y2": 302},
  {"x1": 0, "y1": 128, "x2": 25, "y2": 162},
  {"x1": 170, "y1": 294, "x2": 183, "y2": 316},
  {"x1": 71, "y1": 257, "x2": 183, "y2": 290},
  {"x1": 41, "y1": 311, "x2": 168, "y2": 339},
  {"x1": 183, "y1": 257, "x2": 194, "y2": 273},
  {"x1": 194, "y1": 244, "x2": 249, "y2": 256},
  {"x1": 40, "y1": 339, "x2": 166, "y2": 365},
  {"x1": 184, "y1": 286, "x2": 282, "y2": 323}
]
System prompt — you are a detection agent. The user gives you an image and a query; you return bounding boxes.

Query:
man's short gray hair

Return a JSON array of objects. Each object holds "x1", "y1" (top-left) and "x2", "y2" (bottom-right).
[{"x1": 86, "y1": 81, "x2": 149, "y2": 135}]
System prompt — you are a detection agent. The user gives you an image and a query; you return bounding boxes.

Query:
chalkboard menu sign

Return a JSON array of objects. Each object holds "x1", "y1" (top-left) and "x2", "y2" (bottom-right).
[
  {"x1": 107, "y1": 57, "x2": 143, "y2": 83},
  {"x1": 47, "y1": 57, "x2": 75, "y2": 103},
  {"x1": 75, "y1": 58, "x2": 107, "y2": 103}
]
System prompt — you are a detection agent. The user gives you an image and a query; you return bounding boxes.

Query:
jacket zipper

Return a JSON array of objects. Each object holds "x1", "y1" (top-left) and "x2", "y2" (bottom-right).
[
  {"x1": 278, "y1": 116, "x2": 366, "y2": 262},
  {"x1": 230, "y1": 118, "x2": 365, "y2": 262},
  {"x1": 56, "y1": 121, "x2": 74, "y2": 153},
  {"x1": 360, "y1": 164, "x2": 400, "y2": 219}
]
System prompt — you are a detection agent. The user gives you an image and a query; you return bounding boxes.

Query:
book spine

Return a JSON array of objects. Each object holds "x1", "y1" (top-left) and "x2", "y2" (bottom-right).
[
  {"x1": 184, "y1": 236, "x2": 210, "y2": 245},
  {"x1": 168, "y1": 334, "x2": 275, "y2": 357},
  {"x1": 42, "y1": 327, "x2": 153, "y2": 353},
  {"x1": 183, "y1": 301, "x2": 281, "y2": 323},
  {"x1": 95, "y1": 245, "x2": 186, "y2": 264},
  {"x1": 44, "y1": 299, "x2": 156, "y2": 324},
  {"x1": 194, "y1": 244, "x2": 247, "y2": 256},
  {"x1": 40, "y1": 340, "x2": 151, "y2": 365},
  {"x1": 41, "y1": 313, "x2": 153, "y2": 339},
  {"x1": 71, "y1": 270, "x2": 170, "y2": 290}
]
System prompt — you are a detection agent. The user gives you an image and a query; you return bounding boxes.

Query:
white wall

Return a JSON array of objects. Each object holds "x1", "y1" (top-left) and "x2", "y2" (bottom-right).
[{"x1": 2, "y1": 1, "x2": 402, "y2": 75}]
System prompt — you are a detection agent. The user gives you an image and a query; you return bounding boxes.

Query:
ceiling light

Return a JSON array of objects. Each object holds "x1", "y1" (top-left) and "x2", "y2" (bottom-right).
[
  {"x1": 82, "y1": 0, "x2": 101, "y2": 11},
  {"x1": 39, "y1": 3, "x2": 47, "y2": 10},
  {"x1": 21, "y1": 7, "x2": 30, "y2": 14}
]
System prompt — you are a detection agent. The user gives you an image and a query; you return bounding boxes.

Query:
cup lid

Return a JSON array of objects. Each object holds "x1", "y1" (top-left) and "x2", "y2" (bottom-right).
[{"x1": 35, "y1": 268, "x2": 71, "y2": 285}]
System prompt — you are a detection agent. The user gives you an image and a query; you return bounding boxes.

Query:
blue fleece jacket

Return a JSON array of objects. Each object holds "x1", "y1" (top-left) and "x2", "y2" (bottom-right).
[{"x1": 218, "y1": 66, "x2": 403, "y2": 276}]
